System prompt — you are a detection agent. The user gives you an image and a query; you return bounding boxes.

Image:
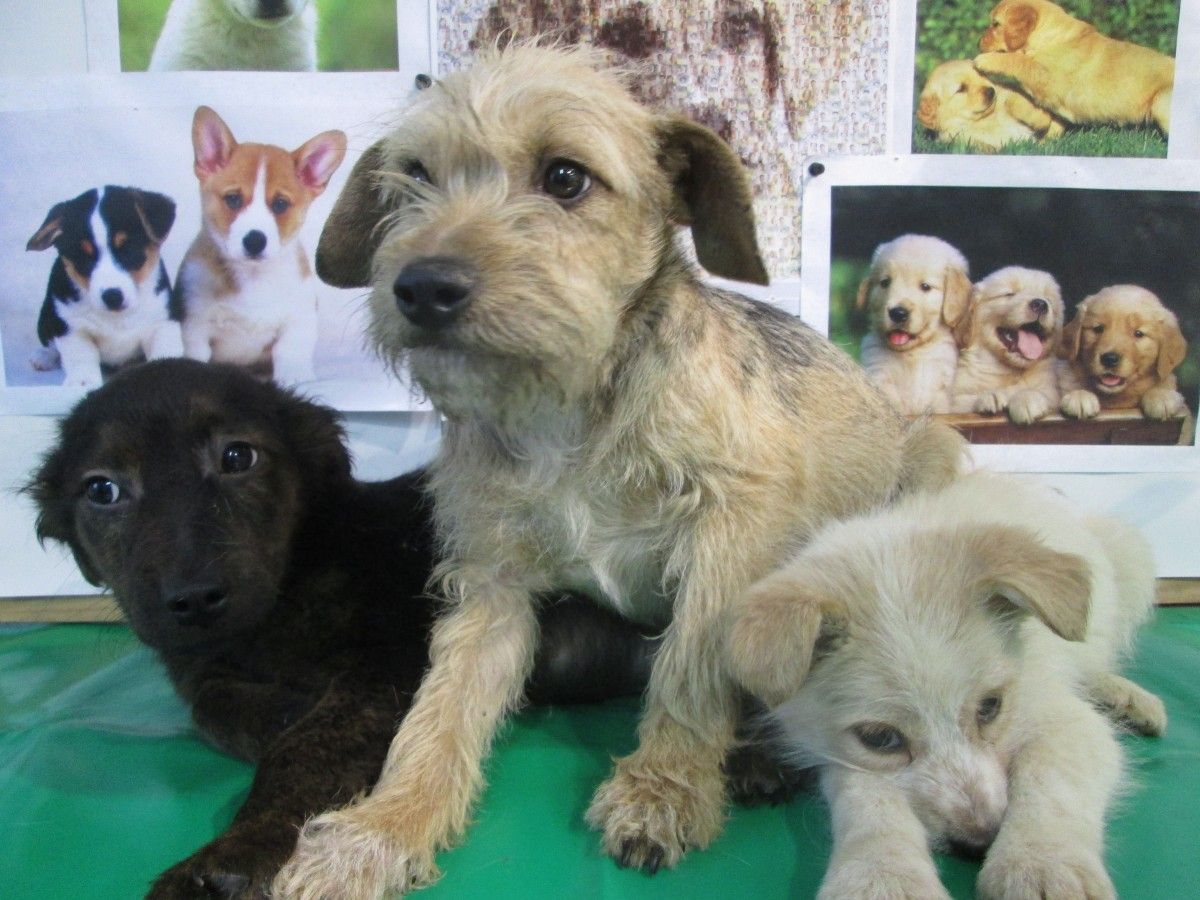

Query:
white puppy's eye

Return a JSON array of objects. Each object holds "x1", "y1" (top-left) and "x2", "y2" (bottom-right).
[
  {"x1": 84, "y1": 476, "x2": 123, "y2": 506},
  {"x1": 977, "y1": 694, "x2": 1003, "y2": 724},
  {"x1": 878, "y1": 276, "x2": 892, "y2": 289},
  {"x1": 221, "y1": 441, "x2": 259, "y2": 474},
  {"x1": 919, "y1": 281, "x2": 932, "y2": 291},
  {"x1": 853, "y1": 723, "x2": 908, "y2": 753}
]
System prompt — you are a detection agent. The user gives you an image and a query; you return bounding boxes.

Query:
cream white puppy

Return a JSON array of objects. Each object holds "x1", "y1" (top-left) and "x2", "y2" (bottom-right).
[
  {"x1": 149, "y1": 0, "x2": 317, "y2": 72},
  {"x1": 857, "y1": 235, "x2": 970, "y2": 415},
  {"x1": 952, "y1": 266, "x2": 1065, "y2": 423},
  {"x1": 728, "y1": 470, "x2": 1165, "y2": 900}
]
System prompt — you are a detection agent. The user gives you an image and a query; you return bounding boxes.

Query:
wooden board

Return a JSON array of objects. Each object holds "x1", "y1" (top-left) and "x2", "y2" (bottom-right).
[{"x1": 939, "y1": 409, "x2": 1188, "y2": 445}]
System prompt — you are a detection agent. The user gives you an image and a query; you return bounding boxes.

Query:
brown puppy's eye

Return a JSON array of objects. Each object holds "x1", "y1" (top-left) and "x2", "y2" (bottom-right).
[
  {"x1": 221, "y1": 441, "x2": 258, "y2": 474},
  {"x1": 84, "y1": 476, "x2": 122, "y2": 506},
  {"x1": 920, "y1": 281, "x2": 932, "y2": 291},
  {"x1": 1092, "y1": 324, "x2": 1105, "y2": 335},
  {"x1": 853, "y1": 723, "x2": 908, "y2": 753},
  {"x1": 977, "y1": 694, "x2": 1003, "y2": 725},
  {"x1": 224, "y1": 192, "x2": 244, "y2": 211},
  {"x1": 270, "y1": 195, "x2": 291, "y2": 215},
  {"x1": 405, "y1": 161, "x2": 431, "y2": 184},
  {"x1": 543, "y1": 159, "x2": 591, "y2": 202},
  {"x1": 1134, "y1": 329, "x2": 1146, "y2": 339},
  {"x1": 879, "y1": 276, "x2": 892, "y2": 289}
]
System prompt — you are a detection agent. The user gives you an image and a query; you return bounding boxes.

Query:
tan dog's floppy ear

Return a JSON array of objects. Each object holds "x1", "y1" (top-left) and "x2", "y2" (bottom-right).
[
  {"x1": 315, "y1": 140, "x2": 392, "y2": 289},
  {"x1": 1060, "y1": 297, "x2": 1089, "y2": 361},
  {"x1": 917, "y1": 92, "x2": 939, "y2": 130},
  {"x1": 952, "y1": 283, "x2": 981, "y2": 348},
  {"x1": 966, "y1": 523, "x2": 1092, "y2": 642},
  {"x1": 726, "y1": 564, "x2": 839, "y2": 706},
  {"x1": 656, "y1": 115, "x2": 769, "y2": 285},
  {"x1": 942, "y1": 264, "x2": 973, "y2": 329},
  {"x1": 1156, "y1": 308, "x2": 1188, "y2": 379},
  {"x1": 1002, "y1": 2, "x2": 1038, "y2": 51},
  {"x1": 855, "y1": 276, "x2": 872, "y2": 311}
]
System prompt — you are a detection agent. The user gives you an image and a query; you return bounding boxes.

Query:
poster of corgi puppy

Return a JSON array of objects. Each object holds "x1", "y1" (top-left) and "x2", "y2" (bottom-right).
[{"x1": 176, "y1": 106, "x2": 346, "y2": 384}]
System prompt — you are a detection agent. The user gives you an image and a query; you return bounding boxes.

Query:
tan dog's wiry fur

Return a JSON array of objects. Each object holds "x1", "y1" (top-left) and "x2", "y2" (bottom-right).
[
  {"x1": 917, "y1": 60, "x2": 1065, "y2": 150},
  {"x1": 951, "y1": 265, "x2": 1065, "y2": 423},
  {"x1": 1060, "y1": 284, "x2": 1189, "y2": 422},
  {"x1": 857, "y1": 234, "x2": 970, "y2": 415},
  {"x1": 727, "y1": 470, "x2": 1165, "y2": 900},
  {"x1": 976, "y1": 0, "x2": 1174, "y2": 134},
  {"x1": 271, "y1": 44, "x2": 964, "y2": 898}
]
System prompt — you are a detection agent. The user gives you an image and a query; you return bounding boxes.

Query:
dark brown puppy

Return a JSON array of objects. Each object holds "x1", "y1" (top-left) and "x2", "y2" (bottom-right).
[{"x1": 27, "y1": 359, "x2": 664, "y2": 899}]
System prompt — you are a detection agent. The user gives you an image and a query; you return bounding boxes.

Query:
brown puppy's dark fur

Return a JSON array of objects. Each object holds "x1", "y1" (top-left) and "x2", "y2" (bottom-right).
[{"x1": 27, "y1": 359, "x2": 666, "y2": 900}]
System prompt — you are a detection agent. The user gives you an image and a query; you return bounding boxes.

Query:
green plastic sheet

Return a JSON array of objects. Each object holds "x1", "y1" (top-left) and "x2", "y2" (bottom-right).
[{"x1": 3, "y1": 611, "x2": 1198, "y2": 899}]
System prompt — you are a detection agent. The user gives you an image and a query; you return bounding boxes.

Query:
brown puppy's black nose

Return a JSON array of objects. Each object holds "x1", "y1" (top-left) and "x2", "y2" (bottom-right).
[
  {"x1": 393, "y1": 257, "x2": 475, "y2": 328},
  {"x1": 888, "y1": 306, "x2": 910, "y2": 324},
  {"x1": 1100, "y1": 351, "x2": 1121, "y2": 368},
  {"x1": 1029, "y1": 297, "x2": 1049, "y2": 316},
  {"x1": 166, "y1": 584, "x2": 229, "y2": 626}
]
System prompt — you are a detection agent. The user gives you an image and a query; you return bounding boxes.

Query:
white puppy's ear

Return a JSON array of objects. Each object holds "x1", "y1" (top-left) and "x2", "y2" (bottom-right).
[
  {"x1": 966, "y1": 523, "x2": 1093, "y2": 642},
  {"x1": 951, "y1": 283, "x2": 982, "y2": 348},
  {"x1": 1156, "y1": 308, "x2": 1188, "y2": 379},
  {"x1": 941, "y1": 264, "x2": 972, "y2": 329},
  {"x1": 855, "y1": 276, "x2": 871, "y2": 311},
  {"x1": 726, "y1": 564, "x2": 835, "y2": 706},
  {"x1": 1060, "y1": 297, "x2": 1089, "y2": 361}
]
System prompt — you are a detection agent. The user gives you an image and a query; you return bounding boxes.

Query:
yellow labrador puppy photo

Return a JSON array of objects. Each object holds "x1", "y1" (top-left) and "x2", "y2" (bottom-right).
[
  {"x1": 918, "y1": 60, "x2": 1064, "y2": 150},
  {"x1": 951, "y1": 266, "x2": 1065, "y2": 424}
]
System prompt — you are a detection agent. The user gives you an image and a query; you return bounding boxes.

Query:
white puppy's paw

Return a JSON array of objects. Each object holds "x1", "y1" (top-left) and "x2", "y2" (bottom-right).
[
  {"x1": 975, "y1": 390, "x2": 1008, "y2": 416},
  {"x1": 1061, "y1": 389, "x2": 1100, "y2": 420},
  {"x1": 978, "y1": 843, "x2": 1114, "y2": 900},
  {"x1": 1006, "y1": 390, "x2": 1050, "y2": 424},
  {"x1": 272, "y1": 807, "x2": 439, "y2": 900},
  {"x1": 1140, "y1": 388, "x2": 1186, "y2": 421},
  {"x1": 818, "y1": 856, "x2": 951, "y2": 900}
]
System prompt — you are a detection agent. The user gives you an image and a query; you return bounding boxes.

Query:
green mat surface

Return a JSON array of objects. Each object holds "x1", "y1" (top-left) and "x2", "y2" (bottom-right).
[{"x1": 3, "y1": 611, "x2": 1199, "y2": 899}]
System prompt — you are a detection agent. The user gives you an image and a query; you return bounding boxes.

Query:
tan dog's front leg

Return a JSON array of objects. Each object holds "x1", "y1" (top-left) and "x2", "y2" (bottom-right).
[
  {"x1": 1003, "y1": 94, "x2": 1063, "y2": 139},
  {"x1": 977, "y1": 691, "x2": 1120, "y2": 900},
  {"x1": 272, "y1": 573, "x2": 541, "y2": 899},
  {"x1": 975, "y1": 53, "x2": 1056, "y2": 108},
  {"x1": 818, "y1": 766, "x2": 950, "y2": 900}
]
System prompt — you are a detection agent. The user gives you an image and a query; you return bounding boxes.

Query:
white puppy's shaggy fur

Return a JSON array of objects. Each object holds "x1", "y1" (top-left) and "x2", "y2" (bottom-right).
[
  {"x1": 149, "y1": 0, "x2": 317, "y2": 72},
  {"x1": 728, "y1": 470, "x2": 1165, "y2": 900},
  {"x1": 857, "y1": 235, "x2": 970, "y2": 415}
]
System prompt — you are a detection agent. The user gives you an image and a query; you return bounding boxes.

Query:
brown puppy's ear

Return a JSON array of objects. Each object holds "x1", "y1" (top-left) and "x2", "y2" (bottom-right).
[
  {"x1": 27, "y1": 202, "x2": 70, "y2": 251},
  {"x1": 1060, "y1": 297, "x2": 1090, "y2": 361},
  {"x1": 952, "y1": 283, "x2": 981, "y2": 348},
  {"x1": 942, "y1": 264, "x2": 973, "y2": 329},
  {"x1": 1003, "y1": 3, "x2": 1039, "y2": 51},
  {"x1": 315, "y1": 140, "x2": 393, "y2": 289},
  {"x1": 275, "y1": 389, "x2": 352, "y2": 487},
  {"x1": 656, "y1": 115, "x2": 769, "y2": 285},
  {"x1": 917, "y1": 92, "x2": 939, "y2": 129},
  {"x1": 726, "y1": 564, "x2": 840, "y2": 706},
  {"x1": 855, "y1": 276, "x2": 872, "y2": 311},
  {"x1": 966, "y1": 523, "x2": 1092, "y2": 642},
  {"x1": 24, "y1": 448, "x2": 105, "y2": 587},
  {"x1": 1156, "y1": 309, "x2": 1188, "y2": 379}
]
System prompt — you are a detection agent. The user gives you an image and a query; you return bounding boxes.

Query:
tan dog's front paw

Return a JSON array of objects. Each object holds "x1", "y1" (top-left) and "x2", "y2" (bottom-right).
[
  {"x1": 974, "y1": 52, "x2": 1010, "y2": 76},
  {"x1": 1006, "y1": 390, "x2": 1051, "y2": 424},
  {"x1": 272, "y1": 807, "x2": 439, "y2": 900},
  {"x1": 818, "y1": 857, "x2": 950, "y2": 900},
  {"x1": 1140, "y1": 388, "x2": 1186, "y2": 421},
  {"x1": 1061, "y1": 389, "x2": 1100, "y2": 420},
  {"x1": 978, "y1": 844, "x2": 1114, "y2": 900},
  {"x1": 975, "y1": 390, "x2": 1008, "y2": 416},
  {"x1": 586, "y1": 760, "x2": 725, "y2": 873}
]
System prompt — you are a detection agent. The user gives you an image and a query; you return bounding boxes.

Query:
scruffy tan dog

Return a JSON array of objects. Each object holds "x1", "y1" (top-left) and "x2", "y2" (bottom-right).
[
  {"x1": 1060, "y1": 284, "x2": 1189, "y2": 421},
  {"x1": 727, "y1": 470, "x2": 1165, "y2": 899},
  {"x1": 918, "y1": 60, "x2": 1065, "y2": 150},
  {"x1": 857, "y1": 234, "x2": 970, "y2": 415},
  {"x1": 952, "y1": 266, "x2": 1064, "y2": 424},
  {"x1": 976, "y1": 0, "x2": 1174, "y2": 134},
  {"x1": 272, "y1": 44, "x2": 963, "y2": 898}
]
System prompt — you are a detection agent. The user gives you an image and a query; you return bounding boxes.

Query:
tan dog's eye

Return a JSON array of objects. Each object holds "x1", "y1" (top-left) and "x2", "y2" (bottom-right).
[
  {"x1": 956, "y1": 84, "x2": 967, "y2": 94},
  {"x1": 879, "y1": 276, "x2": 892, "y2": 289},
  {"x1": 920, "y1": 282, "x2": 932, "y2": 292},
  {"x1": 543, "y1": 159, "x2": 591, "y2": 202},
  {"x1": 1092, "y1": 324, "x2": 1105, "y2": 335},
  {"x1": 405, "y1": 161, "x2": 431, "y2": 185},
  {"x1": 853, "y1": 723, "x2": 908, "y2": 753},
  {"x1": 1134, "y1": 329, "x2": 1146, "y2": 339}
]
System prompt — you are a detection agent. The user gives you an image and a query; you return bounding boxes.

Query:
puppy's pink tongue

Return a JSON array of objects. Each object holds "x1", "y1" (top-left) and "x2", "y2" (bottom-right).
[
  {"x1": 888, "y1": 331, "x2": 912, "y2": 347},
  {"x1": 1016, "y1": 328, "x2": 1045, "y2": 360},
  {"x1": 1100, "y1": 374, "x2": 1123, "y2": 387}
]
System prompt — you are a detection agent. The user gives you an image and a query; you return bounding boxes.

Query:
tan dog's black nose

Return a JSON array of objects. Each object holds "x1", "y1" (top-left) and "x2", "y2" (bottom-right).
[
  {"x1": 393, "y1": 257, "x2": 475, "y2": 328},
  {"x1": 1100, "y1": 351, "x2": 1121, "y2": 368},
  {"x1": 888, "y1": 306, "x2": 910, "y2": 324},
  {"x1": 1029, "y1": 297, "x2": 1049, "y2": 316}
]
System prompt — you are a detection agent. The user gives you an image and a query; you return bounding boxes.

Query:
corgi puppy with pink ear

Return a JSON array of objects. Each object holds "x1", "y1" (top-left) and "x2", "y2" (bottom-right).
[{"x1": 176, "y1": 106, "x2": 346, "y2": 384}]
